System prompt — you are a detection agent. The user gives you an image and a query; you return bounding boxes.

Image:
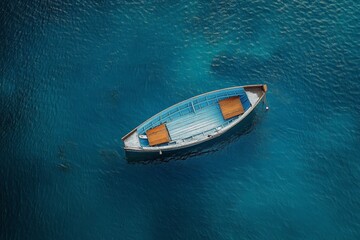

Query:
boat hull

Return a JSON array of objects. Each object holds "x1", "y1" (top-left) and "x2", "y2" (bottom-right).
[{"x1": 124, "y1": 99, "x2": 266, "y2": 162}]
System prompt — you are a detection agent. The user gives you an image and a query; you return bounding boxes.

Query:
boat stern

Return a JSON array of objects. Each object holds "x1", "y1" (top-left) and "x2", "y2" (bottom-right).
[{"x1": 122, "y1": 129, "x2": 141, "y2": 150}]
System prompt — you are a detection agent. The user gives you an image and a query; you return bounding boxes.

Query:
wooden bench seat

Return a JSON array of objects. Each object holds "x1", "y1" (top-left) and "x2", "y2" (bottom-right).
[
  {"x1": 146, "y1": 124, "x2": 171, "y2": 146},
  {"x1": 218, "y1": 96, "x2": 244, "y2": 120}
]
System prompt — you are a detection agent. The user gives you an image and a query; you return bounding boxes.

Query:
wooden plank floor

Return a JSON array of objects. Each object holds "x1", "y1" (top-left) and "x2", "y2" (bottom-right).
[{"x1": 166, "y1": 104, "x2": 225, "y2": 141}]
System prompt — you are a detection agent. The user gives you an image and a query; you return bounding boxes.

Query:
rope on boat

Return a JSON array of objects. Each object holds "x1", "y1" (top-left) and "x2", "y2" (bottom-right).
[
  {"x1": 264, "y1": 94, "x2": 269, "y2": 110},
  {"x1": 262, "y1": 84, "x2": 269, "y2": 111}
]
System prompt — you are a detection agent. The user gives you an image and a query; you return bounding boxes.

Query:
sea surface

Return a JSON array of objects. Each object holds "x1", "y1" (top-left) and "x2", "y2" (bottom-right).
[{"x1": 1, "y1": 0, "x2": 360, "y2": 239}]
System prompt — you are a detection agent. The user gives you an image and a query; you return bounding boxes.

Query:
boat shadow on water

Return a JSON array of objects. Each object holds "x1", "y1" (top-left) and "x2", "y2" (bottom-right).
[{"x1": 126, "y1": 105, "x2": 267, "y2": 164}]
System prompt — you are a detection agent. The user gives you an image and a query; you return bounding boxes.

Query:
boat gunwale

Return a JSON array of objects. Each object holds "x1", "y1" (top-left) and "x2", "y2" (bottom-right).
[
  {"x1": 122, "y1": 84, "x2": 266, "y2": 151},
  {"x1": 137, "y1": 85, "x2": 256, "y2": 134}
]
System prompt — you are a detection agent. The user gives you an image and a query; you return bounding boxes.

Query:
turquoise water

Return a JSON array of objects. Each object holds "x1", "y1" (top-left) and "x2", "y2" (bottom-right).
[{"x1": 1, "y1": 0, "x2": 360, "y2": 239}]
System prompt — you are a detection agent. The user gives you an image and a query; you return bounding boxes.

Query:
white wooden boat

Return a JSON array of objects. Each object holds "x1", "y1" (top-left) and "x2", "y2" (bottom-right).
[{"x1": 122, "y1": 84, "x2": 268, "y2": 160}]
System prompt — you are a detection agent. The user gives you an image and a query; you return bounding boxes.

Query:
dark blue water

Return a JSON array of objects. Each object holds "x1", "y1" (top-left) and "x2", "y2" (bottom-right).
[{"x1": 1, "y1": 0, "x2": 360, "y2": 239}]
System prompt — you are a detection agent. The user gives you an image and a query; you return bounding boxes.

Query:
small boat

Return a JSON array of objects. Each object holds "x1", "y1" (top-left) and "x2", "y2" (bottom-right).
[{"x1": 122, "y1": 84, "x2": 268, "y2": 160}]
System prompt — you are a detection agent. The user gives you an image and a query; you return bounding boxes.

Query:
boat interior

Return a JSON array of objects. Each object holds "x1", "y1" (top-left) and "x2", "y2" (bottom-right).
[{"x1": 134, "y1": 87, "x2": 260, "y2": 148}]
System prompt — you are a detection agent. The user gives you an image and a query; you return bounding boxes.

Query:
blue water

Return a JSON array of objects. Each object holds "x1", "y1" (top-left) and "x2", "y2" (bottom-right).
[{"x1": 1, "y1": 0, "x2": 359, "y2": 239}]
